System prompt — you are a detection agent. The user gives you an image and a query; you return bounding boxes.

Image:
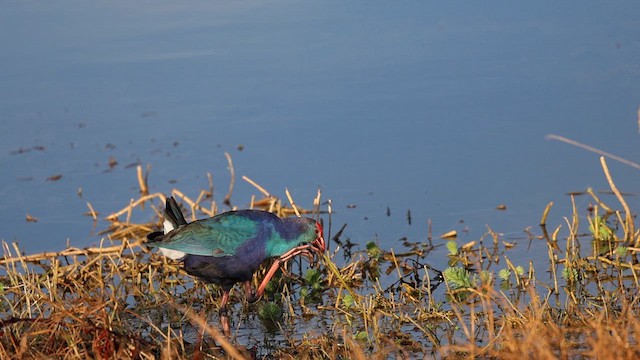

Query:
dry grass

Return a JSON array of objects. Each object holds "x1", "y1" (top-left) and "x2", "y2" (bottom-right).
[{"x1": 1, "y1": 156, "x2": 640, "y2": 359}]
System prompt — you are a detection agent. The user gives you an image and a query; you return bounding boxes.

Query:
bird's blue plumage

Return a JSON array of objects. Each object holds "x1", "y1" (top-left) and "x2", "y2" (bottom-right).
[
  {"x1": 146, "y1": 198, "x2": 321, "y2": 289},
  {"x1": 145, "y1": 197, "x2": 325, "y2": 335}
]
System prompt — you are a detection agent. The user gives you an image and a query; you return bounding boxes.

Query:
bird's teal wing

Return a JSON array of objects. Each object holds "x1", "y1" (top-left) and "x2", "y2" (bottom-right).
[{"x1": 152, "y1": 212, "x2": 261, "y2": 257}]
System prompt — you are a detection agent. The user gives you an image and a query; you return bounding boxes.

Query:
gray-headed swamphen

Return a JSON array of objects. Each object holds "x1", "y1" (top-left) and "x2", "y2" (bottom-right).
[{"x1": 146, "y1": 197, "x2": 325, "y2": 334}]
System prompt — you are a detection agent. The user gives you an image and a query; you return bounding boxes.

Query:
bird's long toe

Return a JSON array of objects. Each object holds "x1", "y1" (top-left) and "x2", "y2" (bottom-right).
[
  {"x1": 246, "y1": 294, "x2": 259, "y2": 303},
  {"x1": 219, "y1": 313, "x2": 231, "y2": 337},
  {"x1": 244, "y1": 281, "x2": 260, "y2": 303}
]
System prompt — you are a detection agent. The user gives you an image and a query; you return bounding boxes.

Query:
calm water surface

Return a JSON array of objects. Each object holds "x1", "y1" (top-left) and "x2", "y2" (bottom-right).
[{"x1": 2, "y1": 2, "x2": 640, "y2": 275}]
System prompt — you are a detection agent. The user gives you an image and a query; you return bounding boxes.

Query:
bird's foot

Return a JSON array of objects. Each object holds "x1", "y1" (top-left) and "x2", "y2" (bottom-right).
[
  {"x1": 246, "y1": 292, "x2": 260, "y2": 303},
  {"x1": 244, "y1": 281, "x2": 260, "y2": 303},
  {"x1": 219, "y1": 313, "x2": 231, "y2": 337}
]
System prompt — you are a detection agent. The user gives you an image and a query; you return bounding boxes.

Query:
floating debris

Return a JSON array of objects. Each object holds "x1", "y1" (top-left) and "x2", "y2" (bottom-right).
[
  {"x1": 440, "y1": 230, "x2": 457, "y2": 239},
  {"x1": 108, "y1": 156, "x2": 118, "y2": 169},
  {"x1": 10, "y1": 147, "x2": 31, "y2": 155},
  {"x1": 46, "y1": 174, "x2": 63, "y2": 181}
]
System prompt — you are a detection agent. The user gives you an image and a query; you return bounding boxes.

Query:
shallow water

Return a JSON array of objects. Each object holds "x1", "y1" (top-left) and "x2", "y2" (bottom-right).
[{"x1": 2, "y1": 1, "x2": 640, "y2": 273}]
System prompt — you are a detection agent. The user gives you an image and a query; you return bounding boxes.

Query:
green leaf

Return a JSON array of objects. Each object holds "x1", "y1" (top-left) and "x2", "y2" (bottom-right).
[
  {"x1": 589, "y1": 215, "x2": 614, "y2": 241},
  {"x1": 258, "y1": 302, "x2": 283, "y2": 322},
  {"x1": 304, "y1": 268, "x2": 321, "y2": 284},
  {"x1": 342, "y1": 293, "x2": 355, "y2": 308},
  {"x1": 443, "y1": 267, "x2": 473, "y2": 289},
  {"x1": 446, "y1": 241, "x2": 458, "y2": 255},
  {"x1": 355, "y1": 331, "x2": 369, "y2": 342},
  {"x1": 562, "y1": 267, "x2": 578, "y2": 281},
  {"x1": 498, "y1": 268, "x2": 511, "y2": 281},
  {"x1": 366, "y1": 241, "x2": 383, "y2": 259}
]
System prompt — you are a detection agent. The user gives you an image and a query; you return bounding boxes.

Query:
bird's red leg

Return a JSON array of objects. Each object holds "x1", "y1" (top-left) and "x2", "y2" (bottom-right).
[
  {"x1": 252, "y1": 259, "x2": 284, "y2": 302},
  {"x1": 244, "y1": 281, "x2": 255, "y2": 301},
  {"x1": 220, "y1": 290, "x2": 230, "y2": 311},
  {"x1": 219, "y1": 290, "x2": 231, "y2": 336},
  {"x1": 247, "y1": 244, "x2": 316, "y2": 303}
]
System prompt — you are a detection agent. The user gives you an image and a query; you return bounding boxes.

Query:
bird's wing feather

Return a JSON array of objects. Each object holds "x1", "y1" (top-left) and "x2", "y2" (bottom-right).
[{"x1": 151, "y1": 213, "x2": 261, "y2": 257}]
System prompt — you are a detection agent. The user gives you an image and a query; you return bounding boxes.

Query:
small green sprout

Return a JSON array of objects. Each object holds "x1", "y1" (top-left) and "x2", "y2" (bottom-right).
[
  {"x1": 366, "y1": 241, "x2": 383, "y2": 259},
  {"x1": 443, "y1": 267, "x2": 473, "y2": 289},
  {"x1": 498, "y1": 268, "x2": 511, "y2": 281},
  {"x1": 562, "y1": 267, "x2": 578, "y2": 282},
  {"x1": 342, "y1": 293, "x2": 355, "y2": 308},
  {"x1": 446, "y1": 241, "x2": 458, "y2": 255},
  {"x1": 615, "y1": 246, "x2": 628, "y2": 257}
]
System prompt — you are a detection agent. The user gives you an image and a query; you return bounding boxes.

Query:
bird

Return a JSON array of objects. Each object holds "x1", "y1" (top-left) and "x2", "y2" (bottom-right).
[{"x1": 146, "y1": 197, "x2": 325, "y2": 334}]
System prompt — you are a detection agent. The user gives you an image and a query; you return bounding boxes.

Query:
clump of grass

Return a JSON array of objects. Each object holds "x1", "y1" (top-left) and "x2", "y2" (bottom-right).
[{"x1": 1, "y1": 155, "x2": 640, "y2": 359}]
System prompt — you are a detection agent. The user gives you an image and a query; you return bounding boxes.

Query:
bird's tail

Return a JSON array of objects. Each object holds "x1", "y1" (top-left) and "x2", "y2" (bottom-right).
[
  {"x1": 163, "y1": 196, "x2": 188, "y2": 232},
  {"x1": 146, "y1": 196, "x2": 188, "y2": 244},
  {"x1": 146, "y1": 230, "x2": 164, "y2": 244}
]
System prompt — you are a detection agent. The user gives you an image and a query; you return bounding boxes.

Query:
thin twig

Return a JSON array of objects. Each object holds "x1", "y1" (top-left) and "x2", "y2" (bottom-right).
[
  {"x1": 223, "y1": 152, "x2": 235, "y2": 207},
  {"x1": 599, "y1": 156, "x2": 635, "y2": 244},
  {"x1": 0, "y1": 239, "x2": 142, "y2": 265},
  {"x1": 285, "y1": 188, "x2": 301, "y2": 217},
  {"x1": 137, "y1": 165, "x2": 149, "y2": 196},
  {"x1": 242, "y1": 176, "x2": 271, "y2": 197},
  {"x1": 86, "y1": 202, "x2": 98, "y2": 221},
  {"x1": 546, "y1": 134, "x2": 640, "y2": 170},
  {"x1": 540, "y1": 201, "x2": 553, "y2": 226}
]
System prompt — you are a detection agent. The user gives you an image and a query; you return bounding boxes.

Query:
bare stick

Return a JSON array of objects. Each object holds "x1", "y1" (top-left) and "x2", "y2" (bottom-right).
[
  {"x1": 223, "y1": 152, "x2": 235, "y2": 207},
  {"x1": 546, "y1": 134, "x2": 640, "y2": 170},
  {"x1": 86, "y1": 202, "x2": 98, "y2": 221},
  {"x1": 242, "y1": 176, "x2": 271, "y2": 197},
  {"x1": 106, "y1": 193, "x2": 166, "y2": 220},
  {"x1": 586, "y1": 187, "x2": 614, "y2": 213},
  {"x1": 540, "y1": 201, "x2": 553, "y2": 226},
  {"x1": 285, "y1": 188, "x2": 301, "y2": 217},
  {"x1": 313, "y1": 188, "x2": 322, "y2": 219},
  {"x1": 0, "y1": 239, "x2": 142, "y2": 265},
  {"x1": 137, "y1": 165, "x2": 149, "y2": 196},
  {"x1": 125, "y1": 198, "x2": 134, "y2": 225},
  {"x1": 599, "y1": 156, "x2": 635, "y2": 244}
]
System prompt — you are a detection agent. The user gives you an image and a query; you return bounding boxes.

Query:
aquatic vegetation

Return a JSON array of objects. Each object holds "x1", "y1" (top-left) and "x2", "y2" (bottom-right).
[{"x1": 1, "y1": 156, "x2": 640, "y2": 359}]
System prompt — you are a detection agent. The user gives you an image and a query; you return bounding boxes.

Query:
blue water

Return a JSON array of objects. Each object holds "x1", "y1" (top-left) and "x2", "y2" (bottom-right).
[{"x1": 2, "y1": 1, "x2": 640, "y2": 272}]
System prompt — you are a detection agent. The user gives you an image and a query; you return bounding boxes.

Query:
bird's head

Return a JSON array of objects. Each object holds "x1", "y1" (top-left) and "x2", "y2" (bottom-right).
[
  {"x1": 311, "y1": 220, "x2": 325, "y2": 256},
  {"x1": 272, "y1": 217, "x2": 326, "y2": 266},
  {"x1": 298, "y1": 219, "x2": 325, "y2": 267},
  {"x1": 297, "y1": 220, "x2": 325, "y2": 267}
]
